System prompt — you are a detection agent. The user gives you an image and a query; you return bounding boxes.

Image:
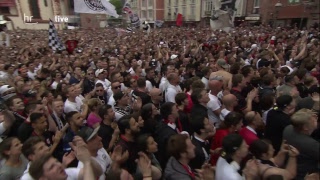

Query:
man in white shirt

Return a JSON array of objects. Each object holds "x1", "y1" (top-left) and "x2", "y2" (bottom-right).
[
  {"x1": 201, "y1": 67, "x2": 212, "y2": 90},
  {"x1": 77, "y1": 126, "x2": 112, "y2": 180},
  {"x1": 95, "y1": 69, "x2": 111, "y2": 91},
  {"x1": 207, "y1": 76, "x2": 223, "y2": 127},
  {"x1": 165, "y1": 73, "x2": 182, "y2": 103},
  {"x1": 64, "y1": 85, "x2": 88, "y2": 120},
  {"x1": 26, "y1": 61, "x2": 37, "y2": 80},
  {"x1": 159, "y1": 65, "x2": 175, "y2": 92}
]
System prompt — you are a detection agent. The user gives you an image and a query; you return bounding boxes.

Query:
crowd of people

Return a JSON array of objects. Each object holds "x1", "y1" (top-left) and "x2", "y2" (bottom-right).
[{"x1": 0, "y1": 24, "x2": 319, "y2": 180}]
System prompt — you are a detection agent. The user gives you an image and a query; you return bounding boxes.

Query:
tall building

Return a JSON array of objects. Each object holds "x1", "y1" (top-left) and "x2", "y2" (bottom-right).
[
  {"x1": 164, "y1": 0, "x2": 201, "y2": 27},
  {"x1": 0, "y1": 0, "x2": 75, "y2": 30}
]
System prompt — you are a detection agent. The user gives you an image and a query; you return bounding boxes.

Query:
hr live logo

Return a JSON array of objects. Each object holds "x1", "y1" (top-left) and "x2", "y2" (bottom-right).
[{"x1": 24, "y1": 13, "x2": 69, "y2": 24}]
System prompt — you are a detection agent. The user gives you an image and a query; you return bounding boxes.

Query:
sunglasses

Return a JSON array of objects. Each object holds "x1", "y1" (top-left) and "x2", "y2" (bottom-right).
[{"x1": 113, "y1": 85, "x2": 121, "y2": 89}]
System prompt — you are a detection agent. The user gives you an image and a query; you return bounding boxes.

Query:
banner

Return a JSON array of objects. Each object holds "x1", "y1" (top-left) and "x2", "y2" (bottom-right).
[
  {"x1": 122, "y1": 0, "x2": 140, "y2": 28},
  {"x1": 176, "y1": 13, "x2": 183, "y2": 27},
  {"x1": 210, "y1": 0, "x2": 239, "y2": 32},
  {"x1": 74, "y1": 0, "x2": 119, "y2": 18},
  {"x1": 155, "y1": 20, "x2": 164, "y2": 27}
]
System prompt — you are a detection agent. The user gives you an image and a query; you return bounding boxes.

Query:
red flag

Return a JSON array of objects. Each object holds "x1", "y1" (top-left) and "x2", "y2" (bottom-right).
[
  {"x1": 65, "y1": 40, "x2": 78, "y2": 54},
  {"x1": 176, "y1": 13, "x2": 183, "y2": 27}
]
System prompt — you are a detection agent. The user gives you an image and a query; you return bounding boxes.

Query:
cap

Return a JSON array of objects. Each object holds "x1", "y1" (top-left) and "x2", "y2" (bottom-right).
[
  {"x1": 251, "y1": 44, "x2": 258, "y2": 49},
  {"x1": 149, "y1": 59, "x2": 157, "y2": 67},
  {"x1": 0, "y1": 85, "x2": 16, "y2": 100},
  {"x1": 113, "y1": 91, "x2": 125, "y2": 102},
  {"x1": 276, "y1": 95, "x2": 293, "y2": 109},
  {"x1": 217, "y1": 59, "x2": 229, "y2": 69},
  {"x1": 77, "y1": 126, "x2": 100, "y2": 142},
  {"x1": 256, "y1": 58, "x2": 271, "y2": 69},
  {"x1": 95, "y1": 69, "x2": 104, "y2": 77},
  {"x1": 170, "y1": 54, "x2": 178, "y2": 60},
  {"x1": 222, "y1": 134, "x2": 244, "y2": 155}
]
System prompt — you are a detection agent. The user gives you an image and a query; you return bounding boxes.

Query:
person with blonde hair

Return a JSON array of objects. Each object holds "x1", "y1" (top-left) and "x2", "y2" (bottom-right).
[{"x1": 283, "y1": 109, "x2": 319, "y2": 180}]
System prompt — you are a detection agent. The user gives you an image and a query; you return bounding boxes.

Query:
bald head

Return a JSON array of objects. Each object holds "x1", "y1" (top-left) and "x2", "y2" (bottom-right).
[
  {"x1": 222, "y1": 94, "x2": 237, "y2": 107},
  {"x1": 208, "y1": 80, "x2": 223, "y2": 92},
  {"x1": 149, "y1": 88, "x2": 161, "y2": 97},
  {"x1": 245, "y1": 111, "x2": 256, "y2": 124}
]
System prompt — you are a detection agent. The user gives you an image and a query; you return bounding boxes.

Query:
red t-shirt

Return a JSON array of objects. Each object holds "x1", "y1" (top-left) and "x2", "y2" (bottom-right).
[{"x1": 210, "y1": 129, "x2": 230, "y2": 165}]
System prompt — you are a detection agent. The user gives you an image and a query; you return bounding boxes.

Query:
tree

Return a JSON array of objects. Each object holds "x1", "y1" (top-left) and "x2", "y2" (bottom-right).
[{"x1": 109, "y1": 0, "x2": 123, "y2": 15}]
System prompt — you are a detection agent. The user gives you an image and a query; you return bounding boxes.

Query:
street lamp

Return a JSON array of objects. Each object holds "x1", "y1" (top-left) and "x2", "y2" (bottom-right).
[{"x1": 274, "y1": 1, "x2": 283, "y2": 27}]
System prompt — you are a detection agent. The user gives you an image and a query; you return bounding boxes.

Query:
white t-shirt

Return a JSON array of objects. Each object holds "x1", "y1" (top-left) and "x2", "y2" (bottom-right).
[
  {"x1": 0, "y1": 122, "x2": 6, "y2": 135},
  {"x1": 146, "y1": 80, "x2": 153, "y2": 92},
  {"x1": 21, "y1": 162, "x2": 80, "y2": 180},
  {"x1": 159, "y1": 77, "x2": 168, "y2": 92},
  {"x1": 201, "y1": 77, "x2": 209, "y2": 90},
  {"x1": 165, "y1": 83, "x2": 182, "y2": 103},
  {"x1": 207, "y1": 93, "x2": 221, "y2": 126},
  {"x1": 215, "y1": 157, "x2": 243, "y2": 180},
  {"x1": 64, "y1": 97, "x2": 83, "y2": 113},
  {"x1": 27, "y1": 71, "x2": 37, "y2": 80},
  {"x1": 219, "y1": 108, "x2": 231, "y2": 121},
  {"x1": 77, "y1": 148, "x2": 112, "y2": 180}
]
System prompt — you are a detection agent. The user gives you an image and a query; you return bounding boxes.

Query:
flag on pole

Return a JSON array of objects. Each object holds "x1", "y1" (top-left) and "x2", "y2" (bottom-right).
[
  {"x1": 142, "y1": 21, "x2": 151, "y2": 35},
  {"x1": 48, "y1": 19, "x2": 65, "y2": 52},
  {"x1": 176, "y1": 13, "x2": 183, "y2": 27},
  {"x1": 210, "y1": 0, "x2": 239, "y2": 32},
  {"x1": 122, "y1": 0, "x2": 140, "y2": 28},
  {"x1": 74, "y1": 0, "x2": 119, "y2": 18}
]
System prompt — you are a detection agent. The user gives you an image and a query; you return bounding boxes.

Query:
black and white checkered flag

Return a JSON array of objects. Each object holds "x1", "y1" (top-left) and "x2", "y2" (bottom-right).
[{"x1": 48, "y1": 19, "x2": 65, "y2": 52}]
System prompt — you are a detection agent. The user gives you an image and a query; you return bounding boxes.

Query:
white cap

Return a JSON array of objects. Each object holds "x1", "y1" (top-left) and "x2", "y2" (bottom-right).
[
  {"x1": 95, "y1": 69, "x2": 104, "y2": 77},
  {"x1": 170, "y1": 54, "x2": 178, "y2": 60}
]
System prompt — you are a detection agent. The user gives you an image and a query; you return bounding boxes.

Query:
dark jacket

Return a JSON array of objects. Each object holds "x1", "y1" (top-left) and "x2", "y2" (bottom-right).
[
  {"x1": 265, "y1": 109, "x2": 291, "y2": 154},
  {"x1": 189, "y1": 136, "x2": 210, "y2": 170},
  {"x1": 153, "y1": 122, "x2": 177, "y2": 169},
  {"x1": 164, "y1": 157, "x2": 194, "y2": 180}
]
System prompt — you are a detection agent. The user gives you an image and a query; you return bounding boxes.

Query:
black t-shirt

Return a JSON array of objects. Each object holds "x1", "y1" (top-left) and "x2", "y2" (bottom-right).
[
  {"x1": 97, "y1": 122, "x2": 114, "y2": 149},
  {"x1": 296, "y1": 83, "x2": 309, "y2": 98}
]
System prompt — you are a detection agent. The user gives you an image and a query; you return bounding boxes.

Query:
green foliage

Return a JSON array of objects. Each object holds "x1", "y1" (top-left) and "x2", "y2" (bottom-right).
[{"x1": 109, "y1": 0, "x2": 123, "y2": 15}]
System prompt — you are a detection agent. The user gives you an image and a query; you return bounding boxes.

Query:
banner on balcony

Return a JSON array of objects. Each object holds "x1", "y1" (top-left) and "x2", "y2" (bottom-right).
[{"x1": 210, "y1": 0, "x2": 239, "y2": 32}]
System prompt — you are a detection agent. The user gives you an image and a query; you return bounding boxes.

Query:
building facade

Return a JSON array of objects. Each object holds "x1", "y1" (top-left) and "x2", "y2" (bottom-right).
[
  {"x1": 246, "y1": 0, "x2": 319, "y2": 28},
  {"x1": 0, "y1": 0, "x2": 75, "y2": 30},
  {"x1": 164, "y1": 0, "x2": 201, "y2": 27},
  {"x1": 126, "y1": 0, "x2": 164, "y2": 27}
]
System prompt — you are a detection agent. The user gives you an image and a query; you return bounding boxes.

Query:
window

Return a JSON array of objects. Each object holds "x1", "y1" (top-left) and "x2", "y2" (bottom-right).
[
  {"x1": 190, "y1": 5, "x2": 195, "y2": 15},
  {"x1": 288, "y1": 0, "x2": 300, "y2": 3},
  {"x1": 0, "y1": 7, "x2": 10, "y2": 15},
  {"x1": 175, "y1": 0, "x2": 178, "y2": 6},
  {"x1": 205, "y1": 1, "x2": 213, "y2": 11},
  {"x1": 253, "y1": 0, "x2": 260, "y2": 14},
  {"x1": 148, "y1": 10, "x2": 153, "y2": 19},
  {"x1": 253, "y1": 0, "x2": 260, "y2": 7},
  {"x1": 142, "y1": 11, "x2": 147, "y2": 18},
  {"x1": 182, "y1": 6, "x2": 186, "y2": 15},
  {"x1": 191, "y1": 0, "x2": 195, "y2": 4},
  {"x1": 148, "y1": 0, "x2": 153, "y2": 6},
  {"x1": 29, "y1": 0, "x2": 41, "y2": 19},
  {"x1": 44, "y1": 0, "x2": 48, "y2": 7}
]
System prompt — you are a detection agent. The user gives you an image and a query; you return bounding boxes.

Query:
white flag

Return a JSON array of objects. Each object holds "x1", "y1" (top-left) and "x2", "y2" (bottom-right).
[{"x1": 74, "y1": 0, "x2": 119, "y2": 18}]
